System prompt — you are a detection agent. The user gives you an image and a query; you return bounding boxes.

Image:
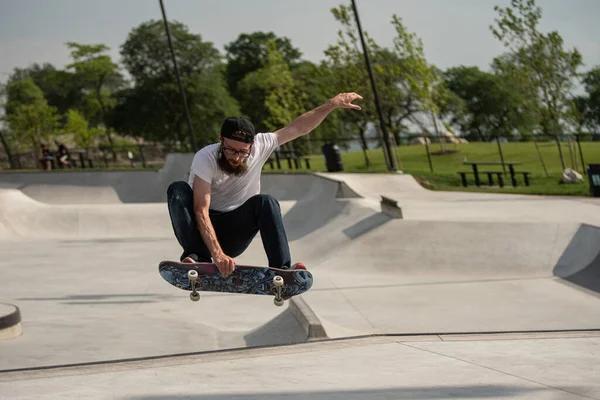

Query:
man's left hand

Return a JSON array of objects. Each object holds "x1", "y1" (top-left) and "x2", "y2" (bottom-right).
[{"x1": 329, "y1": 92, "x2": 363, "y2": 110}]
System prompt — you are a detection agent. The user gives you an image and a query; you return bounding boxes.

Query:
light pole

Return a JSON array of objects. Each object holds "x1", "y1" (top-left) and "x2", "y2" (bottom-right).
[
  {"x1": 350, "y1": 0, "x2": 398, "y2": 171},
  {"x1": 159, "y1": 0, "x2": 197, "y2": 152}
]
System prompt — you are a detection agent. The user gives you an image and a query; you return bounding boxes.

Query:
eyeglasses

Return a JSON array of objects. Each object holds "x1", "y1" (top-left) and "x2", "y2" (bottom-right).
[{"x1": 222, "y1": 145, "x2": 251, "y2": 158}]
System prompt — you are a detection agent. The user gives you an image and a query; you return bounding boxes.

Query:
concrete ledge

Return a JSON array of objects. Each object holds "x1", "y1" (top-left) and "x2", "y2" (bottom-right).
[
  {"x1": 289, "y1": 296, "x2": 328, "y2": 341},
  {"x1": 310, "y1": 172, "x2": 363, "y2": 199},
  {"x1": 380, "y1": 196, "x2": 403, "y2": 219},
  {"x1": 0, "y1": 303, "x2": 22, "y2": 341}
]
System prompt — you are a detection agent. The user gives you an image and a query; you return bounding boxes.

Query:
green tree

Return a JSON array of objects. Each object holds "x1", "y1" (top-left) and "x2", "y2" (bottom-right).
[
  {"x1": 238, "y1": 41, "x2": 307, "y2": 154},
  {"x1": 436, "y1": 84, "x2": 468, "y2": 138},
  {"x1": 291, "y1": 61, "x2": 344, "y2": 152},
  {"x1": 224, "y1": 31, "x2": 303, "y2": 139},
  {"x1": 385, "y1": 15, "x2": 451, "y2": 153},
  {"x1": 389, "y1": 16, "x2": 443, "y2": 119},
  {"x1": 224, "y1": 31, "x2": 302, "y2": 97},
  {"x1": 64, "y1": 109, "x2": 100, "y2": 152},
  {"x1": 3, "y1": 78, "x2": 59, "y2": 156},
  {"x1": 324, "y1": 4, "x2": 449, "y2": 166},
  {"x1": 7, "y1": 102, "x2": 60, "y2": 152},
  {"x1": 490, "y1": 0, "x2": 584, "y2": 169},
  {"x1": 121, "y1": 20, "x2": 221, "y2": 84},
  {"x1": 0, "y1": 82, "x2": 13, "y2": 166},
  {"x1": 263, "y1": 44, "x2": 306, "y2": 132},
  {"x1": 4, "y1": 78, "x2": 46, "y2": 116},
  {"x1": 324, "y1": 4, "x2": 379, "y2": 167},
  {"x1": 7, "y1": 63, "x2": 84, "y2": 118},
  {"x1": 117, "y1": 20, "x2": 239, "y2": 149},
  {"x1": 443, "y1": 65, "x2": 536, "y2": 141},
  {"x1": 579, "y1": 66, "x2": 600, "y2": 133},
  {"x1": 66, "y1": 42, "x2": 124, "y2": 158}
]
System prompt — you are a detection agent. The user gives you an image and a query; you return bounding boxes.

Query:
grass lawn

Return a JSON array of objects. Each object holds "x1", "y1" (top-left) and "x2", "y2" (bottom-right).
[{"x1": 264, "y1": 141, "x2": 600, "y2": 197}]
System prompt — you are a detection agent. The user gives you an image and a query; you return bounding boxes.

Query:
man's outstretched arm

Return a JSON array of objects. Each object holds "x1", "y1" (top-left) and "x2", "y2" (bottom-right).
[
  {"x1": 193, "y1": 176, "x2": 236, "y2": 277},
  {"x1": 274, "y1": 92, "x2": 362, "y2": 146}
]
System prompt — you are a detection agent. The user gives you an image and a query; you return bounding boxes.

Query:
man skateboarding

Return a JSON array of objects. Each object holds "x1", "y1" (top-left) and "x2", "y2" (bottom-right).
[{"x1": 167, "y1": 92, "x2": 362, "y2": 278}]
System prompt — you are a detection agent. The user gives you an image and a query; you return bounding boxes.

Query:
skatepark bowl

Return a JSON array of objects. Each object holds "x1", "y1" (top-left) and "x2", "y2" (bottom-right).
[{"x1": 1, "y1": 154, "x2": 600, "y2": 399}]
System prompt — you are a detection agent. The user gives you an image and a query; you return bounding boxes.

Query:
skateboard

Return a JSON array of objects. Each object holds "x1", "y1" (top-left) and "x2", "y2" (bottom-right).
[{"x1": 158, "y1": 261, "x2": 313, "y2": 306}]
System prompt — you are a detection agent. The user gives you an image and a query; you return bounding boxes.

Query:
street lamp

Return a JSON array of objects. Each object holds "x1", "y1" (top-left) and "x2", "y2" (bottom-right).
[
  {"x1": 350, "y1": 0, "x2": 398, "y2": 172},
  {"x1": 159, "y1": 0, "x2": 197, "y2": 152}
]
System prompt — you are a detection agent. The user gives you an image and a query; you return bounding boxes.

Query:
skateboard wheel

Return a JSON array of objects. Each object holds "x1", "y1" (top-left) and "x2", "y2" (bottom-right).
[
  {"x1": 188, "y1": 270, "x2": 198, "y2": 281},
  {"x1": 274, "y1": 298, "x2": 284, "y2": 307},
  {"x1": 190, "y1": 292, "x2": 200, "y2": 302},
  {"x1": 273, "y1": 275, "x2": 284, "y2": 287}
]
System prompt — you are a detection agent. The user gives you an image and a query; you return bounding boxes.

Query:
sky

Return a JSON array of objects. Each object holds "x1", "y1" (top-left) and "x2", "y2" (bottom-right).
[{"x1": 1, "y1": 0, "x2": 600, "y2": 83}]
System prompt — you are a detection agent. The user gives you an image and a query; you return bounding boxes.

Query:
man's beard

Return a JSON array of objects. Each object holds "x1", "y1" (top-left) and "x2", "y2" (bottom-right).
[{"x1": 217, "y1": 149, "x2": 249, "y2": 176}]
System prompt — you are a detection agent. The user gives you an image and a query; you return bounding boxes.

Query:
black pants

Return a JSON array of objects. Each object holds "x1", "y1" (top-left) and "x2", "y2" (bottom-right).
[{"x1": 167, "y1": 181, "x2": 291, "y2": 268}]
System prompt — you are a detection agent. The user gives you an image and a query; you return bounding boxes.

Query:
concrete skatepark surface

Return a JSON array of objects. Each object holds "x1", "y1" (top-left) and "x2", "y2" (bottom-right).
[{"x1": 1, "y1": 154, "x2": 599, "y2": 399}]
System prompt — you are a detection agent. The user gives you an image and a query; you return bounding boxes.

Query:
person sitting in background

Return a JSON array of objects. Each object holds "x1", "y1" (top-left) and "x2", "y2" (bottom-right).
[
  {"x1": 55, "y1": 140, "x2": 71, "y2": 168},
  {"x1": 39, "y1": 144, "x2": 53, "y2": 171}
]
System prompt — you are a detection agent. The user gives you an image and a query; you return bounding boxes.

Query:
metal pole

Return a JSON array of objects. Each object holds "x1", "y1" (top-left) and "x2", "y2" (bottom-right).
[
  {"x1": 495, "y1": 134, "x2": 506, "y2": 173},
  {"x1": 424, "y1": 133, "x2": 433, "y2": 172},
  {"x1": 159, "y1": 0, "x2": 197, "y2": 152},
  {"x1": 576, "y1": 133, "x2": 586, "y2": 175},
  {"x1": 350, "y1": 0, "x2": 397, "y2": 171}
]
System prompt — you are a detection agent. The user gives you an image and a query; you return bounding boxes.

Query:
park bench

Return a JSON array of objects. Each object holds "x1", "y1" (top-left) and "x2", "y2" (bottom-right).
[{"x1": 458, "y1": 161, "x2": 531, "y2": 187}]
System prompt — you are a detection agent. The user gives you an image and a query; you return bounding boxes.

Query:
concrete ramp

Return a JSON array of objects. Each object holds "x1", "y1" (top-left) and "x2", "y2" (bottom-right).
[
  {"x1": 20, "y1": 184, "x2": 122, "y2": 204},
  {"x1": 320, "y1": 173, "x2": 600, "y2": 225},
  {"x1": 323, "y1": 221, "x2": 585, "y2": 279},
  {"x1": 303, "y1": 220, "x2": 600, "y2": 337},
  {"x1": 0, "y1": 171, "x2": 164, "y2": 203},
  {"x1": 0, "y1": 189, "x2": 172, "y2": 239},
  {"x1": 262, "y1": 173, "x2": 361, "y2": 200},
  {"x1": 0, "y1": 153, "x2": 194, "y2": 204},
  {"x1": 316, "y1": 172, "x2": 429, "y2": 199},
  {"x1": 264, "y1": 173, "x2": 363, "y2": 242},
  {"x1": 0, "y1": 172, "x2": 367, "y2": 241}
]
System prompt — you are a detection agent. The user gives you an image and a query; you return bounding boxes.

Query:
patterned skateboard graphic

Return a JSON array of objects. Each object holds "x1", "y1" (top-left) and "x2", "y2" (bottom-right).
[{"x1": 159, "y1": 262, "x2": 313, "y2": 298}]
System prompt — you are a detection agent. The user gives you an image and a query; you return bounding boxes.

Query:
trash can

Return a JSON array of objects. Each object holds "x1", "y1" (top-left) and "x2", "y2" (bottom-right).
[
  {"x1": 587, "y1": 164, "x2": 600, "y2": 197},
  {"x1": 322, "y1": 143, "x2": 343, "y2": 172}
]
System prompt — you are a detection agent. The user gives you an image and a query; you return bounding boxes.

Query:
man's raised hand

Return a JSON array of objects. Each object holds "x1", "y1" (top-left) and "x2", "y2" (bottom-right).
[{"x1": 329, "y1": 92, "x2": 363, "y2": 111}]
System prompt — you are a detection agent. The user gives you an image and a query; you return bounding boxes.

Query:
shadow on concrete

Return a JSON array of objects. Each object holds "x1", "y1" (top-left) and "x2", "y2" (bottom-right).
[
  {"x1": 343, "y1": 212, "x2": 391, "y2": 240},
  {"x1": 284, "y1": 200, "x2": 349, "y2": 241},
  {"x1": 59, "y1": 237, "x2": 172, "y2": 244},
  {"x1": 16, "y1": 294, "x2": 172, "y2": 303},
  {"x1": 62, "y1": 300, "x2": 157, "y2": 305},
  {"x1": 553, "y1": 224, "x2": 600, "y2": 295},
  {"x1": 128, "y1": 385, "x2": 554, "y2": 399},
  {"x1": 242, "y1": 308, "x2": 307, "y2": 348}
]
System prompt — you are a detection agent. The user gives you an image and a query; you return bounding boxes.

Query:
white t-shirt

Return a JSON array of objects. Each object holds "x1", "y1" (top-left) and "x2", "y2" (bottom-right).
[{"x1": 187, "y1": 132, "x2": 279, "y2": 212}]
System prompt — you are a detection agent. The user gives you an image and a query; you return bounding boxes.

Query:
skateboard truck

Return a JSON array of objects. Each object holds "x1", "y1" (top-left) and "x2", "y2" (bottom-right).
[
  {"x1": 188, "y1": 270, "x2": 200, "y2": 302},
  {"x1": 272, "y1": 275, "x2": 284, "y2": 306},
  {"x1": 188, "y1": 269, "x2": 284, "y2": 306}
]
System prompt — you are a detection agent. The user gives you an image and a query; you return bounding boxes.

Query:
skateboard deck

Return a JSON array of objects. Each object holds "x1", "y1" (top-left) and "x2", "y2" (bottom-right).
[{"x1": 158, "y1": 261, "x2": 313, "y2": 306}]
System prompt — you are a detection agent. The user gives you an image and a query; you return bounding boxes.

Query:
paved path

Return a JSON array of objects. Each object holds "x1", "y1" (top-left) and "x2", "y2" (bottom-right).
[{"x1": 2, "y1": 334, "x2": 599, "y2": 399}]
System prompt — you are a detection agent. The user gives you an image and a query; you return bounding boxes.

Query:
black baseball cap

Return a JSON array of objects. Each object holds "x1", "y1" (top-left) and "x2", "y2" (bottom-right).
[{"x1": 220, "y1": 117, "x2": 255, "y2": 143}]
